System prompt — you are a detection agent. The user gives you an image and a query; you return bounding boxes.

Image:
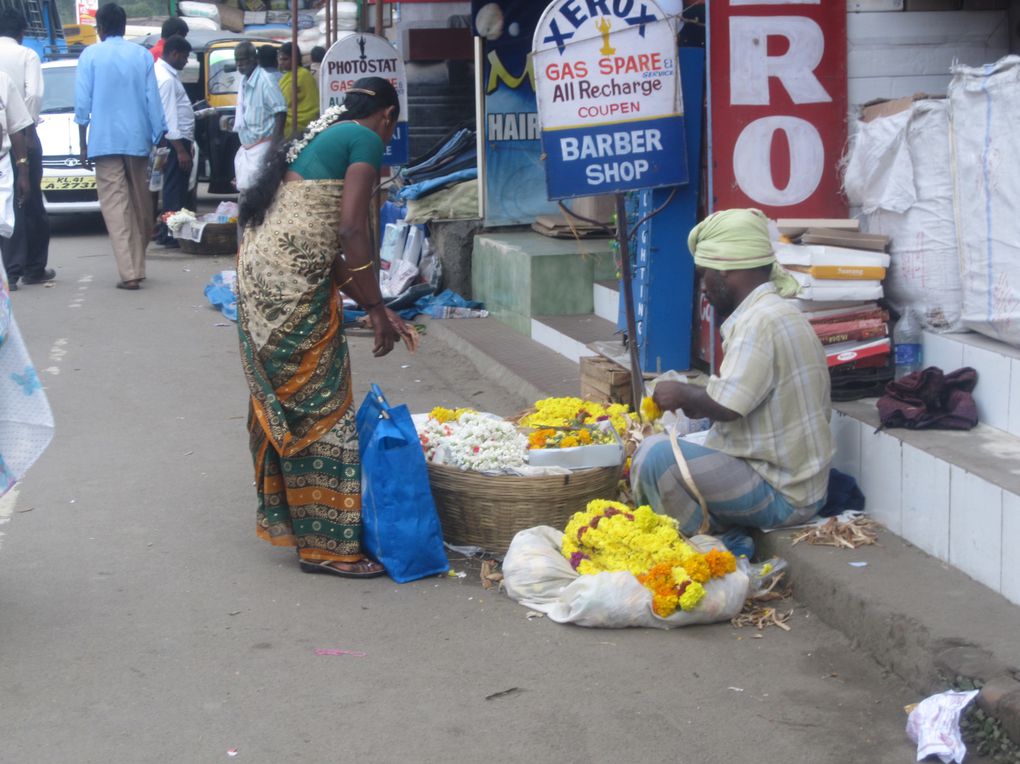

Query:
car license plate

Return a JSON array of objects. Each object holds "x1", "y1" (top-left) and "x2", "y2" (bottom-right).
[{"x1": 41, "y1": 176, "x2": 96, "y2": 191}]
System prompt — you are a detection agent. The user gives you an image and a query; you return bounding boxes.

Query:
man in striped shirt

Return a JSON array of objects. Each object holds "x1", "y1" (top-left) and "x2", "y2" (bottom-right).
[
  {"x1": 632, "y1": 208, "x2": 833, "y2": 540},
  {"x1": 232, "y1": 41, "x2": 285, "y2": 194}
]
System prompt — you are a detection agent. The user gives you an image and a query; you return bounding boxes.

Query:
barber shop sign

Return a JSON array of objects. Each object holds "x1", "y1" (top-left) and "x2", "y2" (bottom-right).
[
  {"x1": 532, "y1": 0, "x2": 688, "y2": 200},
  {"x1": 708, "y1": 1, "x2": 847, "y2": 217}
]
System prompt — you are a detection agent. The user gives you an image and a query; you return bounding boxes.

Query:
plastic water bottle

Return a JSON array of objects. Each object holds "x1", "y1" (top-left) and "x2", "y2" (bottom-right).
[{"x1": 893, "y1": 309, "x2": 923, "y2": 380}]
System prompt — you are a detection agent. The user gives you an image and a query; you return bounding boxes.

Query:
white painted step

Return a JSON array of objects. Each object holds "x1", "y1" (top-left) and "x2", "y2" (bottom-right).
[
  {"x1": 923, "y1": 331, "x2": 1020, "y2": 438},
  {"x1": 593, "y1": 280, "x2": 619, "y2": 324},
  {"x1": 531, "y1": 314, "x2": 617, "y2": 364}
]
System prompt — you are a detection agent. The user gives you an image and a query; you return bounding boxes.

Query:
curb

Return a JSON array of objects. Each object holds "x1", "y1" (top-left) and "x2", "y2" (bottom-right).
[
  {"x1": 428, "y1": 318, "x2": 1020, "y2": 745},
  {"x1": 757, "y1": 528, "x2": 1020, "y2": 746}
]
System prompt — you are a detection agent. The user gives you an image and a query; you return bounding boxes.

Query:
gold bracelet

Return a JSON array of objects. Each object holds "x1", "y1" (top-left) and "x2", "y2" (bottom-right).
[
  {"x1": 347, "y1": 262, "x2": 373, "y2": 272},
  {"x1": 337, "y1": 276, "x2": 353, "y2": 288}
]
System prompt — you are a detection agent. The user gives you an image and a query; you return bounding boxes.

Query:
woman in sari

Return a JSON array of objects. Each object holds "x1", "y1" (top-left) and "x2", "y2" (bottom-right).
[{"x1": 236, "y1": 77, "x2": 414, "y2": 578}]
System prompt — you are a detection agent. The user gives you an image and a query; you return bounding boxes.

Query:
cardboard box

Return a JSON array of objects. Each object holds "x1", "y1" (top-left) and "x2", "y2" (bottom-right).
[
  {"x1": 859, "y1": 94, "x2": 943, "y2": 123},
  {"x1": 580, "y1": 355, "x2": 633, "y2": 407}
]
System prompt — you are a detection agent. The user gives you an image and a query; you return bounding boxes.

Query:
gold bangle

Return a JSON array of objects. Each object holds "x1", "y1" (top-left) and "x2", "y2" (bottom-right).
[
  {"x1": 337, "y1": 276, "x2": 353, "y2": 288},
  {"x1": 347, "y1": 262, "x2": 373, "y2": 272}
]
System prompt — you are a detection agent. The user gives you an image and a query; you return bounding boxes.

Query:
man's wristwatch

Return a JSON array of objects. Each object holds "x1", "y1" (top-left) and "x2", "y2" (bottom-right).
[{"x1": 15, "y1": 157, "x2": 27, "y2": 165}]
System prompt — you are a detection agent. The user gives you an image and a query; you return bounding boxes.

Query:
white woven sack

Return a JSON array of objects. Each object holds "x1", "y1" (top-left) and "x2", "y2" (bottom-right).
[
  {"x1": 178, "y1": 0, "x2": 220, "y2": 22},
  {"x1": 502, "y1": 526, "x2": 750, "y2": 629},
  {"x1": 845, "y1": 101, "x2": 964, "y2": 332},
  {"x1": 949, "y1": 55, "x2": 1020, "y2": 348}
]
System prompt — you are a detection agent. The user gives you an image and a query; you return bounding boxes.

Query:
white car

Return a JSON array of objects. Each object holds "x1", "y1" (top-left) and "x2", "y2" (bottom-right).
[
  {"x1": 38, "y1": 57, "x2": 199, "y2": 215},
  {"x1": 38, "y1": 58, "x2": 99, "y2": 214}
]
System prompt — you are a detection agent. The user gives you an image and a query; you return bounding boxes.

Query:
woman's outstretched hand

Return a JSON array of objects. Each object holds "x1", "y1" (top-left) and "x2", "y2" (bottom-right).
[
  {"x1": 386, "y1": 307, "x2": 420, "y2": 353},
  {"x1": 368, "y1": 304, "x2": 400, "y2": 356}
]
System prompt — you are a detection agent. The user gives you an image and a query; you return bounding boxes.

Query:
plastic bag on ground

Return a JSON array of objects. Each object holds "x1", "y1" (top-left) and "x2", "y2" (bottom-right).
[
  {"x1": 502, "y1": 526, "x2": 750, "y2": 629},
  {"x1": 906, "y1": 689, "x2": 979, "y2": 764}
]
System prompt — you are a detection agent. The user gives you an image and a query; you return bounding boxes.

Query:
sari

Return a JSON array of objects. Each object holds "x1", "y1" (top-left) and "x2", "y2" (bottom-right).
[{"x1": 236, "y1": 179, "x2": 364, "y2": 563}]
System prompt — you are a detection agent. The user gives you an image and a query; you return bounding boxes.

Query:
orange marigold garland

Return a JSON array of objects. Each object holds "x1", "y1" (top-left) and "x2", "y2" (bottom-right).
[{"x1": 562, "y1": 500, "x2": 737, "y2": 617}]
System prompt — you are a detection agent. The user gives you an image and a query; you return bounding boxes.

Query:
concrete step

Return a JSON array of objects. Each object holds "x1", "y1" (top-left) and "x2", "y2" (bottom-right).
[
  {"x1": 832, "y1": 397, "x2": 1020, "y2": 606},
  {"x1": 471, "y1": 231, "x2": 616, "y2": 336},
  {"x1": 531, "y1": 313, "x2": 618, "y2": 364},
  {"x1": 593, "y1": 280, "x2": 619, "y2": 324},
  {"x1": 924, "y1": 330, "x2": 1020, "y2": 438}
]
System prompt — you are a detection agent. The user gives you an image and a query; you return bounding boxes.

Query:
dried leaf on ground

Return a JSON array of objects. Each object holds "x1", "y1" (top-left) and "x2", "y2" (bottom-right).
[
  {"x1": 790, "y1": 517, "x2": 878, "y2": 549},
  {"x1": 480, "y1": 560, "x2": 503, "y2": 590},
  {"x1": 731, "y1": 604, "x2": 793, "y2": 631}
]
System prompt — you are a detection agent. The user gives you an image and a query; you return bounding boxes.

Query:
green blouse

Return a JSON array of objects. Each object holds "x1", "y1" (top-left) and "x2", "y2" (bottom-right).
[{"x1": 289, "y1": 121, "x2": 384, "y2": 180}]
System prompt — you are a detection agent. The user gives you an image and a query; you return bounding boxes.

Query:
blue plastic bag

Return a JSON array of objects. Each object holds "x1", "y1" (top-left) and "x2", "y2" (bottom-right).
[{"x1": 356, "y1": 384, "x2": 449, "y2": 583}]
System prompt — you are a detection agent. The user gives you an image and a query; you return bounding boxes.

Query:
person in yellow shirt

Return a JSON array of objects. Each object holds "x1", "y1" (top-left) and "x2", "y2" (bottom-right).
[{"x1": 278, "y1": 42, "x2": 319, "y2": 135}]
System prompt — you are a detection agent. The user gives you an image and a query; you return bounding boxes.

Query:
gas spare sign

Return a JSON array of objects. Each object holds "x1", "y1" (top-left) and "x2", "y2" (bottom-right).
[{"x1": 532, "y1": 0, "x2": 687, "y2": 200}]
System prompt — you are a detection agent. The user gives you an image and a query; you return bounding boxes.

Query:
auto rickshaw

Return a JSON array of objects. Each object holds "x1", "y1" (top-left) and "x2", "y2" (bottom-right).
[{"x1": 141, "y1": 30, "x2": 279, "y2": 194}]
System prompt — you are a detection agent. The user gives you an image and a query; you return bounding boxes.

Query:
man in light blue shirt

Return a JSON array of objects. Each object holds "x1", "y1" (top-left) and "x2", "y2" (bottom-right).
[
  {"x1": 232, "y1": 41, "x2": 286, "y2": 193},
  {"x1": 75, "y1": 2, "x2": 166, "y2": 291}
]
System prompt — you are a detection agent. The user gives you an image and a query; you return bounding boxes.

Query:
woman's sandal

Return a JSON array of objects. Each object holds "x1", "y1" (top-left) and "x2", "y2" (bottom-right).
[{"x1": 299, "y1": 558, "x2": 386, "y2": 579}]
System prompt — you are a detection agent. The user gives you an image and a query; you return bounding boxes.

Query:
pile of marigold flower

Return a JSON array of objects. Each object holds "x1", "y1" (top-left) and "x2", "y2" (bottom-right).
[
  {"x1": 562, "y1": 500, "x2": 737, "y2": 617},
  {"x1": 527, "y1": 426, "x2": 616, "y2": 450},
  {"x1": 518, "y1": 397, "x2": 631, "y2": 437}
]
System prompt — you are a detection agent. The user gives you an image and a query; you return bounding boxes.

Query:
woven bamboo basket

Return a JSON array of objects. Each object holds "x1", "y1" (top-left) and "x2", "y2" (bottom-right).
[
  {"x1": 427, "y1": 462, "x2": 623, "y2": 554},
  {"x1": 178, "y1": 222, "x2": 237, "y2": 256}
]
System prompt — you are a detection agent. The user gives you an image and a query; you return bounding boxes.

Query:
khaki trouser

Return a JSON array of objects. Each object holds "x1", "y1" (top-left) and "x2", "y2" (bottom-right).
[{"x1": 94, "y1": 155, "x2": 152, "y2": 282}]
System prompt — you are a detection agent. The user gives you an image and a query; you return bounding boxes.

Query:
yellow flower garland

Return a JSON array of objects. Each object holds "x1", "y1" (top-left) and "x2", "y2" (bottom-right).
[
  {"x1": 561, "y1": 500, "x2": 737, "y2": 617},
  {"x1": 430, "y1": 406, "x2": 475, "y2": 424},
  {"x1": 519, "y1": 397, "x2": 631, "y2": 438}
]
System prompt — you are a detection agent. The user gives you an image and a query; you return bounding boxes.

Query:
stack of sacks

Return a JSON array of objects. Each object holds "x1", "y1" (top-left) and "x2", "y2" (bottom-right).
[{"x1": 178, "y1": 0, "x2": 222, "y2": 31}]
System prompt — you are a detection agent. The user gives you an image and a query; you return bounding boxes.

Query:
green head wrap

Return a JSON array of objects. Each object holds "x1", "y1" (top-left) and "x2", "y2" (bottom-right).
[{"x1": 687, "y1": 208, "x2": 800, "y2": 298}]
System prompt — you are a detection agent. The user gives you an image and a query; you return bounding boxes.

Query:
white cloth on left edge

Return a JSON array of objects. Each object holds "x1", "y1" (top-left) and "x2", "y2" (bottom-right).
[
  {"x1": 0, "y1": 154, "x2": 13, "y2": 238},
  {"x1": 233, "y1": 140, "x2": 271, "y2": 192},
  {"x1": 0, "y1": 262, "x2": 54, "y2": 498}
]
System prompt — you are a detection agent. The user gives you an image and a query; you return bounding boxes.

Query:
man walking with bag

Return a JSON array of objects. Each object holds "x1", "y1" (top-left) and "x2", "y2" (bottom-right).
[
  {"x1": 232, "y1": 41, "x2": 285, "y2": 199},
  {"x1": 0, "y1": 9, "x2": 52, "y2": 290},
  {"x1": 75, "y1": 3, "x2": 165, "y2": 291}
]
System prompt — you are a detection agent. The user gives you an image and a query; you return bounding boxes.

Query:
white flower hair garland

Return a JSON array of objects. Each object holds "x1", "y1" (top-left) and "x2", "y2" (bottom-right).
[{"x1": 285, "y1": 104, "x2": 349, "y2": 163}]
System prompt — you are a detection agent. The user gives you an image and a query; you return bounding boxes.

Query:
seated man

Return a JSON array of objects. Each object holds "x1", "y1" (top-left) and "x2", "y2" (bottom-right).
[{"x1": 632, "y1": 208, "x2": 833, "y2": 537}]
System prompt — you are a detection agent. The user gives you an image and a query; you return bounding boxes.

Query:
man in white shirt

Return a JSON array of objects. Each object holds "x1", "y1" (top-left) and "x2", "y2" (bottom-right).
[
  {"x1": 0, "y1": 9, "x2": 51, "y2": 289},
  {"x1": 154, "y1": 34, "x2": 193, "y2": 247}
]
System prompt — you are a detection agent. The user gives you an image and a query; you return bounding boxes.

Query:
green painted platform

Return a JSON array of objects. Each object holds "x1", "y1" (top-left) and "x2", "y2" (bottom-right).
[{"x1": 471, "y1": 231, "x2": 617, "y2": 336}]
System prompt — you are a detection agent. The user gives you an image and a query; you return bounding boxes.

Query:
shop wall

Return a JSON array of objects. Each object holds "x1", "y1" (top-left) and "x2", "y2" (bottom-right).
[{"x1": 847, "y1": 8, "x2": 1011, "y2": 113}]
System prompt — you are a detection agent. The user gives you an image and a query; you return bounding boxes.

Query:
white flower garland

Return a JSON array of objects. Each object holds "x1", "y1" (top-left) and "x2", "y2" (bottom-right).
[
  {"x1": 437, "y1": 413, "x2": 527, "y2": 472},
  {"x1": 285, "y1": 104, "x2": 349, "y2": 164},
  {"x1": 165, "y1": 208, "x2": 197, "y2": 234}
]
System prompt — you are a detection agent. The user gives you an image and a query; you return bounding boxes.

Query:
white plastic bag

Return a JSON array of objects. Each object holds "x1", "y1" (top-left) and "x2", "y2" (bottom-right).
[
  {"x1": 949, "y1": 55, "x2": 1020, "y2": 348},
  {"x1": 502, "y1": 526, "x2": 750, "y2": 629},
  {"x1": 906, "y1": 690, "x2": 979, "y2": 764},
  {"x1": 0, "y1": 154, "x2": 14, "y2": 238}
]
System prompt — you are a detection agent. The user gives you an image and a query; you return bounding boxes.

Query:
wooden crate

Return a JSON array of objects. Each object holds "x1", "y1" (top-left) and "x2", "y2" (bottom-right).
[{"x1": 580, "y1": 355, "x2": 633, "y2": 407}]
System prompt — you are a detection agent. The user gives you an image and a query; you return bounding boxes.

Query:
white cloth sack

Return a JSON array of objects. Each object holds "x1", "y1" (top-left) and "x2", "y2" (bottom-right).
[
  {"x1": 844, "y1": 101, "x2": 964, "y2": 332},
  {"x1": 0, "y1": 264, "x2": 53, "y2": 497},
  {"x1": 502, "y1": 526, "x2": 750, "y2": 629},
  {"x1": 234, "y1": 142, "x2": 271, "y2": 193},
  {"x1": 949, "y1": 55, "x2": 1020, "y2": 348},
  {"x1": 178, "y1": 1, "x2": 220, "y2": 22},
  {"x1": 0, "y1": 154, "x2": 14, "y2": 238}
]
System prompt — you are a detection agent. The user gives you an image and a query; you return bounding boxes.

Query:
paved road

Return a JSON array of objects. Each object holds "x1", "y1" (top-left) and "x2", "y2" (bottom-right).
[{"x1": 0, "y1": 216, "x2": 923, "y2": 763}]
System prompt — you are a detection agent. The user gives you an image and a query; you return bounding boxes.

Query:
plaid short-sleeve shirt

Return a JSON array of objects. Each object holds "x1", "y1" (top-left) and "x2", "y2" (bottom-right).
[{"x1": 703, "y1": 283, "x2": 833, "y2": 507}]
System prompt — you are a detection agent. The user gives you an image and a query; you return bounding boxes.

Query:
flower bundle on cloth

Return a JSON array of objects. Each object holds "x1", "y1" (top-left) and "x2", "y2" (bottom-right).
[
  {"x1": 562, "y1": 501, "x2": 737, "y2": 616},
  {"x1": 502, "y1": 502, "x2": 750, "y2": 629},
  {"x1": 518, "y1": 397, "x2": 631, "y2": 438}
]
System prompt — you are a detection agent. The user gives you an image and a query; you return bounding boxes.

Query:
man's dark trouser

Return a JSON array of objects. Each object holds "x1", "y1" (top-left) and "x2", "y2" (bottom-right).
[
  {"x1": 157, "y1": 141, "x2": 191, "y2": 242},
  {"x1": 1, "y1": 143, "x2": 50, "y2": 281}
]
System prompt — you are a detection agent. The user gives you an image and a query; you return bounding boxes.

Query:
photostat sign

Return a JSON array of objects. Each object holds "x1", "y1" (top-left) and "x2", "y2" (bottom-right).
[{"x1": 320, "y1": 33, "x2": 409, "y2": 165}]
